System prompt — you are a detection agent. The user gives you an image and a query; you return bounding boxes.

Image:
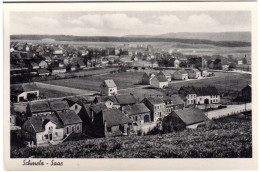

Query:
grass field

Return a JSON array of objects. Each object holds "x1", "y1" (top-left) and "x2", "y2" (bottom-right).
[
  {"x1": 43, "y1": 72, "x2": 145, "y2": 91},
  {"x1": 11, "y1": 113, "x2": 251, "y2": 158},
  {"x1": 38, "y1": 87, "x2": 77, "y2": 98}
]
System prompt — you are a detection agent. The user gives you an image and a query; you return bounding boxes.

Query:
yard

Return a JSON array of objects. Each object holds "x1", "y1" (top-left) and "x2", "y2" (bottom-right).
[
  {"x1": 43, "y1": 72, "x2": 145, "y2": 91},
  {"x1": 11, "y1": 113, "x2": 252, "y2": 158}
]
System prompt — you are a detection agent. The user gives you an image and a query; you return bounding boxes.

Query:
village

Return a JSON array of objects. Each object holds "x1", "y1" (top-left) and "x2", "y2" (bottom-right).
[{"x1": 10, "y1": 41, "x2": 252, "y2": 149}]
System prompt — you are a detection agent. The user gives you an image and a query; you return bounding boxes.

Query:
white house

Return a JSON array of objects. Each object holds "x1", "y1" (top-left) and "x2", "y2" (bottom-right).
[
  {"x1": 151, "y1": 74, "x2": 168, "y2": 88},
  {"x1": 11, "y1": 83, "x2": 39, "y2": 102},
  {"x1": 100, "y1": 79, "x2": 117, "y2": 96},
  {"x1": 186, "y1": 68, "x2": 201, "y2": 79}
]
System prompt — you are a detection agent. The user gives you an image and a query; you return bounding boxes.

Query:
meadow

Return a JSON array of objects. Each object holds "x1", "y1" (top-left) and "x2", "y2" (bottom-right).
[
  {"x1": 11, "y1": 113, "x2": 251, "y2": 158},
  {"x1": 43, "y1": 72, "x2": 145, "y2": 91}
]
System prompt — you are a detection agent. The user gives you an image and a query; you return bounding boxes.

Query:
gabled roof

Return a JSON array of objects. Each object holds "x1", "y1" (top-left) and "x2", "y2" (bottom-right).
[
  {"x1": 102, "y1": 108, "x2": 132, "y2": 127},
  {"x1": 55, "y1": 110, "x2": 82, "y2": 126},
  {"x1": 144, "y1": 96, "x2": 164, "y2": 105},
  {"x1": 27, "y1": 114, "x2": 63, "y2": 133},
  {"x1": 28, "y1": 101, "x2": 51, "y2": 113},
  {"x1": 37, "y1": 68, "x2": 49, "y2": 74},
  {"x1": 194, "y1": 86, "x2": 219, "y2": 96},
  {"x1": 175, "y1": 70, "x2": 188, "y2": 75},
  {"x1": 123, "y1": 103, "x2": 150, "y2": 116},
  {"x1": 171, "y1": 108, "x2": 208, "y2": 125},
  {"x1": 162, "y1": 94, "x2": 185, "y2": 105},
  {"x1": 90, "y1": 103, "x2": 107, "y2": 114},
  {"x1": 95, "y1": 96, "x2": 118, "y2": 104},
  {"x1": 49, "y1": 100, "x2": 70, "y2": 111},
  {"x1": 103, "y1": 80, "x2": 117, "y2": 88},
  {"x1": 154, "y1": 74, "x2": 168, "y2": 82},
  {"x1": 186, "y1": 68, "x2": 200, "y2": 73},
  {"x1": 179, "y1": 86, "x2": 196, "y2": 95},
  {"x1": 115, "y1": 94, "x2": 137, "y2": 105}
]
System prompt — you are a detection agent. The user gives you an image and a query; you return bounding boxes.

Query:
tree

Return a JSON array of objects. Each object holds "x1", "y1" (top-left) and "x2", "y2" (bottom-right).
[{"x1": 242, "y1": 57, "x2": 247, "y2": 64}]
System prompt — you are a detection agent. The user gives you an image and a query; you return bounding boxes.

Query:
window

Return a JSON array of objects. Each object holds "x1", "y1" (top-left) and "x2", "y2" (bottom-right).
[
  {"x1": 55, "y1": 132, "x2": 58, "y2": 137},
  {"x1": 66, "y1": 127, "x2": 69, "y2": 134},
  {"x1": 76, "y1": 125, "x2": 80, "y2": 131},
  {"x1": 107, "y1": 127, "x2": 112, "y2": 132},
  {"x1": 110, "y1": 89, "x2": 112, "y2": 92},
  {"x1": 44, "y1": 134, "x2": 48, "y2": 139},
  {"x1": 72, "y1": 126, "x2": 75, "y2": 132},
  {"x1": 75, "y1": 105, "x2": 78, "y2": 109},
  {"x1": 135, "y1": 116, "x2": 138, "y2": 121}
]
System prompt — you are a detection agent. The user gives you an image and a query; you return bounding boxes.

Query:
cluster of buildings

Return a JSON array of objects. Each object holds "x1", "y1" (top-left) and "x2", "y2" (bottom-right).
[
  {"x1": 11, "y1": 79, "x2": 227, "y2": 147},
  {"x1": 141, "y1": 68, "x2": 210, "y2": 88}
]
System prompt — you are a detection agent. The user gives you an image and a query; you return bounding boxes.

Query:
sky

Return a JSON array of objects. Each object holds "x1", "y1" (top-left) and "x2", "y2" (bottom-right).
[{"x1": 10, "y1": 11, "x2": 251, "y2": 36}]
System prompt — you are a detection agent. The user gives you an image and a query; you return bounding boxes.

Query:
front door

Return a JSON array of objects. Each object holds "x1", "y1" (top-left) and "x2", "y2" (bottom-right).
[{"x1": 49, "y1": 134, "x2": 52, "y2": 141}]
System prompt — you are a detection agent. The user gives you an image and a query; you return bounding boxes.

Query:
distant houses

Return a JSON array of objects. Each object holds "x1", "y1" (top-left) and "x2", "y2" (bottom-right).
[
  {"x1": 141, "y1": 73, "x2": 155, "y2": 85},
  {"x1": 151, "y1": 74, "x2": 168, "y2": 88},
  {"x1": 173, "y1": 70, "x2": 188, "y2": 80},
  {"x1": 123, "y1": 103, "x2": 151, "y2": 125}
]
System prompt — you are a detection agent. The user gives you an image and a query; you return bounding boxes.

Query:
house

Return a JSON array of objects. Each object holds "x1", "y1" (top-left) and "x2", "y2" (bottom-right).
[
  {"x1": 173, "y1": 70, "x2": 188, "y2": 80},
  {"x1": 55, "y1": 110, "x2": 82, "y2": 136},
  {"x1": 92, "y1": 108, "x2": 132, "y2": 137},
  {"x1": 185, "y1": 68, "x2": 201, "y2": 79},
  {"x1": 11, "y1": 83, "x2": 39, "y2": 102},
  {"x1": 178, "y1": 86, "x2": 197, "y2": 106},
  {"x1": 197, "y1": 67, "x2": 208, "y2": 77},
  {"x1": 51, "y1": 67, "x2": 66, "y2": 75},
  {"x1": 43, "y1": 56, "x2": 52, "y2": 64},
  {"x1": 123, "y1": 103, "x2": 151, "y2": 125},
  {"x1": 157, "y1": 71, "x2": 173, "y2": 81},
  {"x1": 162, "y1": 95, "x2": 185, "y2": 114},
  {"x1": 238, "y1": 60, "x2": 243, "y2": 65},
  {"x1": 93, "y1": 94, "x2": 138, "y2": 110},
  {"x1": 195, "y1": 86, "x2": 221, "y2": 105},
  {"x1": 49, "y1": 100, "x2": 70, "y2": 112},
  {"x1": 76, "y1": 59, "x2": 87, "y2": 70},
  {"x1": 179, "y1": 86, "x2": 220, "y2": 106},
  {"x1": 21, "y1": 110, "x2": 82, "y2": 146},
  {"x1": 64, "y1": 96, "x2": 93, "y2": 114},
  {"x1": 142, "y1": 96, "x2": 166, "y2": 122},
  {"x1": 151, "y1": 74, "x2": 168, "y2": 88},
  {"x1": 100, "y1": 79, "x2": 117, "y2": 96},
  {"x1": 222, "y1": 64, "x2": 230, "y2": 71},
  {"x1": 141, "y1": 73, "x2": 155, "y2": 85},
  {"x1": 78, "y1": 103, "x2": 108, "y2": 134},
  {"x1": 165, "y1": 108, "x2": 209, "y2": 129},
  {"x1": 26, "y1": 101, "x2": 52, "y2": 117},
  {"x1": 38, "y1": 60, "x2": 48, "y2": 68},
  {"x1": 241, "y1": 84, "x2": 251, "y2": 101},
  {"x1": 37, "y1": 68, "x2": 50, "y2": 77},
  {"x1": 30, "y1": 62, "x2": 40, "y2": 70}
]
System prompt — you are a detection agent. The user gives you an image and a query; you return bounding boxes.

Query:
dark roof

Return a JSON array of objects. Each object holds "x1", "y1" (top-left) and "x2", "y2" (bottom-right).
[
  {"x1": 11, "y1": 83, "x2": 39, "y2": 95},
  {"x1": 49, "y1": 100, "x2": 70, "y2": 111},
  {"x1": 95, "y1": 96, "x2": 119, "y2": 104},
  {"x1": 176, "y1": 70, "x2": 188, "y2": 75},
  {"x1": 154, "y1": 74, "x2": 168, "y2": 82},
  {"x1": 179, "y1": 86, "x2": 197, "y2": 95},
  {"x1": 29, "y1": 101, "x2": 51, "y2": 113},
  {"x1": 37, "y1": 68, "x2": 49, "y2": 74},
  {"x1": 124, "y1": 103, "x2": 150, "y2": 116},
  {"x1": 90, "y1": 103, "x2": 107, "y2": 114},
  {"x1": 115, "y1": 95, "x2": 137, "y2": 105},
  {"x1": 28, "y1": 114, "x2": 63, "y2": 133},
  {"x1": 194, "y1": 86, "x2": 219, "y2": 96},
  {"x1": 102, "y1": 108, "x2": 132, "y2": 127},
  {"x1": 144, "y1": 97, "x2": 164, "y2": 105},
  {"x1": 56, "y1": 110, "x2": 82, "y2": 125},
  {"x1": 162, "y1": 94, "x2": 185, "y2": 105},
  {"x1": 172, "y1": 108, "x2": 208, "y2": 125}
]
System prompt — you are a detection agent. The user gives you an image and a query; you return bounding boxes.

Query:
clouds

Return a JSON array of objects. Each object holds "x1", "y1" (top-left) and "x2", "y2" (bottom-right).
[{"x1": 10, "y1": 12, "x2": 251, "y2": 36}]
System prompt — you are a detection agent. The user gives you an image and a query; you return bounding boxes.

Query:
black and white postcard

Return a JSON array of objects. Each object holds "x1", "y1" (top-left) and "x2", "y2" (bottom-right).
[{"x1": 3, "y1": 1, "x2": 258, "y2": 170}]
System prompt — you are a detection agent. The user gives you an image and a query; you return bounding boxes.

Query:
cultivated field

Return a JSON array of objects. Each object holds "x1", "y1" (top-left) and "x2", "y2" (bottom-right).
[
  {"x1": 11, "y1": 113, "x2": 252, "y2": 158},
  {"x1": 43, "y1": 72, "x2": 145, "y2": 91}
]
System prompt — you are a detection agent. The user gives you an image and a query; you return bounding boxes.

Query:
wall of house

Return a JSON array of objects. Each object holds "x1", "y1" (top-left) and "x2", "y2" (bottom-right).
[
  {"x1": 128, "y1": 112, "x2": 151, "y2": 124},
  {"x1": 153, "y1": 103, "x2": 166, "y2": 121},
  {"x1": 165, "y1": 104, "x2": 184, "y2": 114},
  {"x1": 196, "y1": 95, "x2": 220, "y2": 104},
  {"x1": 63, "y1": 123, "x2": 82, "y2": 136},
  {"x1": 36, "y1": 123, "x2": 64, "y2": 145},
  {"x1": 186, "y1": 94, "x2": 197, "y2": 106},
  {"x1": 108, "y1": 87, "x2": 117, "y2": 96}
]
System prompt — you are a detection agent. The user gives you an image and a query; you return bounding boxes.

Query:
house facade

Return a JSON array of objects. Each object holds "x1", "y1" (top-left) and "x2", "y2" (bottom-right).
[
  {"x1": 151, "y1": 75, "x2": 168, "y2": 88},
  {"x1": 123, "y1": 103, "x2": 151, "y2": 125},
  {"x1": 162, "y1": 95, "x2": 185, "y2": 114},
  {"x1": 100, "y1": 79, "x2": 117, "y2": 96},
  {"x1": 142, "y1": 97, "x2": 166, "y2": 122},
  {"x1": 186, "y1": 69, "x2": 201, "y2": 79}
]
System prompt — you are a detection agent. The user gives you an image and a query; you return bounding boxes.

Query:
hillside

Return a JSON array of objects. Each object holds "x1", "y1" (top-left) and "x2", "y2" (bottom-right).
[
  {"x1": 126, "y1": 32, "x2": 251, "y2": 42},
  {"x1": 11, "y1": 34, "x2": 251, "y2": 47},
  {"x1": 11, "y1": 114, "x2": 251, "y2": 158}
]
